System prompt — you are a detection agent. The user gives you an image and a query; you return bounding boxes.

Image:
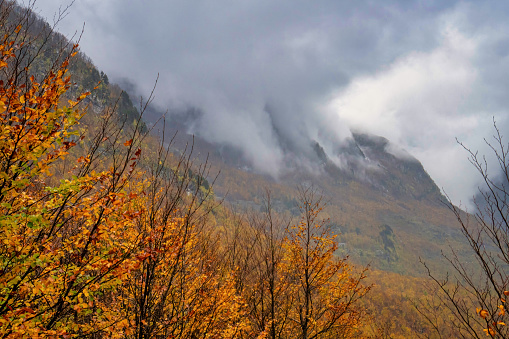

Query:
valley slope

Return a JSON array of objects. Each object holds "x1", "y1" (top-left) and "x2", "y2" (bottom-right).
[{"x1": 142, "y1": 105, "x2": 472, "y2": 277}]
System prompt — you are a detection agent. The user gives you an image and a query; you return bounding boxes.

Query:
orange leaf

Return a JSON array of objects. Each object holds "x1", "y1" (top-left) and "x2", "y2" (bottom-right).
[
  {"x1": 483, "y1": 327, "x2": 495, "y2": 336},
  {"x1": 124, "y1": 139, "x2": 133, "y2": 147}
]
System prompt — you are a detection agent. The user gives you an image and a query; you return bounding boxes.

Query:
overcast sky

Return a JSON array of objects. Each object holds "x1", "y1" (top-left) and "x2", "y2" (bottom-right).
[{"x1": 36, "y1": 0, "x2": 509, "y2": 208}]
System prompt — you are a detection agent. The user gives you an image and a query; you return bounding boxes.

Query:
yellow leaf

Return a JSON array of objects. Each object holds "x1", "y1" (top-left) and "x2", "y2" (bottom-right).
[
  {"x1": 483, "y1": 327, "x2": 495, "y2": 336},
  {"x1": 78, "y1": 92, "x2": 90, "y2": 101}
]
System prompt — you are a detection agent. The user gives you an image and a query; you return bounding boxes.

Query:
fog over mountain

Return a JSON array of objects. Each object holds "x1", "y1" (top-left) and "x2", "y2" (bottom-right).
[{"x1": 37, "y1": 0, "x2": 509, "y2": 208}]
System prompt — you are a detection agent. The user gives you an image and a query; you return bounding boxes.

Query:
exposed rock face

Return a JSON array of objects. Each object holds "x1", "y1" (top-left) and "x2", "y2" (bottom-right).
[
  {"x1": 351, "y1": 133, "x2": 441, "y2": 201},
  {"x1": 308, "y1": 132, "x2": 442, "y2": 202}
]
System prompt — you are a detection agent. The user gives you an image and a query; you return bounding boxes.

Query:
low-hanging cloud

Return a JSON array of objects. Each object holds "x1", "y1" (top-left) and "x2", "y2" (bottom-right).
[
  {"x1": 324, "y1": 23, "x2": 485, "y2": 204},
  {"x1": 36, "y1": 0, "x2": 509, "y2": 206}
]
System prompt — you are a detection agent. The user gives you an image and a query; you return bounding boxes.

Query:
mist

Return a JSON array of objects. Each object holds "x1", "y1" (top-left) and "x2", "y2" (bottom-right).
[{"x1": 36, "y1": 0, "x2": 509, "y2": 207}]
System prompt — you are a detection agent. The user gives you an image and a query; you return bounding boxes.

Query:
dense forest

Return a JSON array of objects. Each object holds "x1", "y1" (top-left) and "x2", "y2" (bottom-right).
[{"x1": 1, "y1": 1, "x2": 509, "y2": 338}]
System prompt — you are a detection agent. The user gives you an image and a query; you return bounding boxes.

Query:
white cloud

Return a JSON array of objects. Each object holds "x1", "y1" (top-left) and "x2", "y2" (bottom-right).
[{"x1": 324, "y1": 21, "x2": 486, "y2": 206}]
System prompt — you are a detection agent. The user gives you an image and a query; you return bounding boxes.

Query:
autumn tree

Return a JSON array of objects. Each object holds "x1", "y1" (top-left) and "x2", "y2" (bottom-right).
[
  {"x1": 111, "y1": 134, "x2": 247, "y2": 339},
  {"x1": 248, "y1": 194, "x2": 293, "y2": 338},
  {"x1": 284, "y1": 187, "x2": 370, "y2": 339},
  {"x1": 223, "y1": 188, "x2": 370, "y2": 339},
  {"x1": 223, "y1": 192, "x2": 293, "y2": 338}
]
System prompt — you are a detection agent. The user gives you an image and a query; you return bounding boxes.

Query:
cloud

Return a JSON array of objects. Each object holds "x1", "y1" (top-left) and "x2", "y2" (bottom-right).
[
  {"x1": 323, "y1": 11, "x2": 509, "y2": 206},
  {"x1": 35, "y1": 0, "x2": 509, "y2": 206},
  {"x1": 324, "y1": 19, "x2": 497, "y2": 205}
]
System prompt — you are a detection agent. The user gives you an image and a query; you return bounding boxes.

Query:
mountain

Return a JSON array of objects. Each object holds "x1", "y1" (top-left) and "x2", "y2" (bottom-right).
[
  {"x1": 29, "y1": 31, "x2": 465, "y2": 277},
  {"x1": 25, "y1": 0, "x2": 469, "y2": 287},
  {"x1": 121, "y1": 97, "x2": 468, "y2": 276}
]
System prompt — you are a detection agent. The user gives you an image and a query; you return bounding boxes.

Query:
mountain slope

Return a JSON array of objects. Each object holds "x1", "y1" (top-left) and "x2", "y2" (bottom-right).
[
  {"x1": 130, "y1": 100, "x2": 470, "y2": 276},
  {"x1": 29, "y1": 1, "x2": 468, "y2": 277}
]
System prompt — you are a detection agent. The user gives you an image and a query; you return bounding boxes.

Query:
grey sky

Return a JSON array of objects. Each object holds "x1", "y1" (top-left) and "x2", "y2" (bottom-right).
[{"x1": 36, "y1": 0, "x2": 509, "y2": 207}]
